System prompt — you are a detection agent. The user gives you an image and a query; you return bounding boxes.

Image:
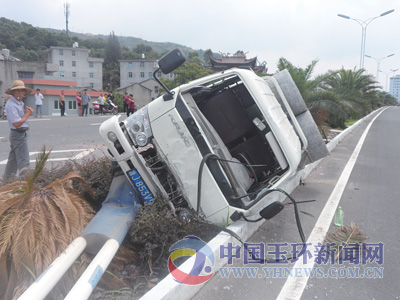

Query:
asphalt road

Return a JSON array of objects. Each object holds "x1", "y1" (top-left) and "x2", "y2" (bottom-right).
[
  {"x1": 192, "y1": 107, "x2": 400, "y2": 300},
  {"x1": 0, "y1": 113, "x2": 124, "y2": 178}
]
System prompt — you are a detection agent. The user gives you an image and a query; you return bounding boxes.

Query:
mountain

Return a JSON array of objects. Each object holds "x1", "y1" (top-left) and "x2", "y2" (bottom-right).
[{"x1": 44, "y1": 28, "x2": 204, "y2": 58}]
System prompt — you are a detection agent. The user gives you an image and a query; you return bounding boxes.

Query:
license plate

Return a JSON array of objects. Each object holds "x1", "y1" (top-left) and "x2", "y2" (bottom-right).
[{"x1": 127, "y1": 169, "x2": 155, "y2": 203}]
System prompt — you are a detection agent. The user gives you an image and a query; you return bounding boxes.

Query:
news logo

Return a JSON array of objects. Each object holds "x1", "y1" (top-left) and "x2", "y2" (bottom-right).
[{"x1": 168, "y1": 236, "x2": 215, "y2": 285}]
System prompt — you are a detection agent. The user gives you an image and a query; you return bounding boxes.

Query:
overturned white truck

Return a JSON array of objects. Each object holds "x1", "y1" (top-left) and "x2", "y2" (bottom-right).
[{"x1": 100, "y1": 49, "x2": 328, "y2": 225}]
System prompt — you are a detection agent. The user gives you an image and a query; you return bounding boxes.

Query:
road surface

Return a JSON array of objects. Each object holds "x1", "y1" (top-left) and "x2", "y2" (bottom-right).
[
  {"x1": 0, "y1": 114, "x2": 119, "y2": 177},
  {"x1": 192, "y1": 107, "x2": 400, "y2": 300}
]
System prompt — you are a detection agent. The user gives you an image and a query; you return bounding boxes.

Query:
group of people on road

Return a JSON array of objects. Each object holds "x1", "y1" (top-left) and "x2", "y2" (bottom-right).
[
  {"x1": 3, "y1": 79, "x2": 140, "y2": 180},
  {"x1": 96, "y1": 92, "x2": 116, "y2": 115},
  {"x1": 123, "y1": 92, "x2": 135, "y2": 117},
  {"x1": 75, "y1": 90, "x2": 91, "y2": 116}
]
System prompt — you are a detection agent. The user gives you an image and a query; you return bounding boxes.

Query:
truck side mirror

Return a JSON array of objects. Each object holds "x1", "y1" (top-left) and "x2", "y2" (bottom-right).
[
  {"x1": 153, "y1": 48, "x2": 187, "y2": 101},
  {"x1": 259, "y1": 201, "x2": 284, "y2": 219},
  {"x1": 158, "y1": 48, "x2": 186, "y2": 74}
]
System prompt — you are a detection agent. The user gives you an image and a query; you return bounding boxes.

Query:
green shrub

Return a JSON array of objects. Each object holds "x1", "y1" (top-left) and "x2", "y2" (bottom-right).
[
  {"x1": 129, "y1": 201, "x2": 220, "y2": 274},
  {"x1": 36, "y1": 155, "x2": 113, "y2": 211}
]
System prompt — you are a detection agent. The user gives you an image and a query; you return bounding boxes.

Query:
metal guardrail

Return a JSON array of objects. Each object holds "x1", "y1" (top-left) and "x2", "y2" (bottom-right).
[{"x1": 18, "y1": 174, "x2": 141, "y2": 300}]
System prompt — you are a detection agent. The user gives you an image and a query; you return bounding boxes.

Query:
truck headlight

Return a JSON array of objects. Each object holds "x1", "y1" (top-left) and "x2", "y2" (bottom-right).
[
  {"x1": 136, "y1": 132, "x2": 148, "y2": 146},
  {"x1": 125, "y1": 106, "x2": 153, "y2": 147},
  {"x1": 107, "y1": 131, "x2": 118, "y2": 142}
]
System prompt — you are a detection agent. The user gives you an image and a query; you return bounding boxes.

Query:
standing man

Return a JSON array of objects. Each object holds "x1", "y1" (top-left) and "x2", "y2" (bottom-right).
[
  {"x1": 3, "y1": 80, "x2": 34, "y2": 180},
  {"x1": 34, "y1": 88, "x2": 44, "y2": 117},
  {"x1": 76, "y1": 91, "x2": 82, "y2": 116},
  {"x1": 107, "y1": 92, "x2": 115, "y2": 102},
  {"x1": 123, "y1": 92, "x2": 129, "y2": 113},
  {"x1": 98, "y1": 93, "x2": 105, "y2": 115},
  {"x1": 59, "y1": 90, "x2": 65, "y2": 117},
  {"x1": 81, "y1": 89, "x2": 91, "y2": 116},
  {"x1": 127, "y1": 94, "x2": 135, "y2": 117}
]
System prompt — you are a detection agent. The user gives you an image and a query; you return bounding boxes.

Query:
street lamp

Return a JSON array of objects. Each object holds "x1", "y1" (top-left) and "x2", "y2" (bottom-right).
[
  {"x1": 365, "y1": 53, "x2": 394, "y2": 82},
  {"x1": 337, "y1": 9, "x2": 395, "y2": 69},
  {"x1": 390, "y1": 68, "x2": 399, "y2": 76}
]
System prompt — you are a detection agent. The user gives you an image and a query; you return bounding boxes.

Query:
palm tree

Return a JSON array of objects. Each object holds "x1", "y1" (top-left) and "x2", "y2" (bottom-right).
[
  {"x1": 0, "y1": 148, "x2": 94, "y2": 299},
  {"x1": 276, "y1": 57, "x2": 350, "y2": 128},
  {"x1": 276, "y1": 58, "x2": 392, "y2": 128},
  {"x1": 277, "y1": 57, "x2": 321, "y2": 98},
  {"x1": 322, "y1": 68, "x2": 380, "y2": 117}
]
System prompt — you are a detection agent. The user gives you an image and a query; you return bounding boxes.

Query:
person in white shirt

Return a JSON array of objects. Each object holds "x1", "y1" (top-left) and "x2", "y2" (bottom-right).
[
  {"x1": 34, "y1": 88, "x2": 44, "y2": 117},
  {"x1": 4, "y1": 80, "x2": 34, "y2": 179},
  {"x1": 98, "y1": 93, "x2": 105, "y2": 115}
]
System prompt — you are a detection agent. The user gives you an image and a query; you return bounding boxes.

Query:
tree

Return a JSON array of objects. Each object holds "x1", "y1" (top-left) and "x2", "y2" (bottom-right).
[
  {"x1": 277, "y1": 58, "x2": 395, "y2": 128},
  {"x1": 104, "y1": 32, "x2": 122, "y2": 90},
  {"x1": 133, "y1": 43, "x2": 158, "y2": 59},
  {"x1": 104, "y1": 31, "x2": 121, "y2": 65},
  {"x1": 277, "y1": 57, "x2": 323, "y2": 99},
  {"x1": 322, "y1": 68, "x2": 379, "y2": 116},
  {"x1": 157, "y1": 51, "x2": 213, "y2": 89},
  {"x1": 277, "y1": 57, "x2": 355, "y2": 128},
  {"x1": 203, "y1": 49, "x2": 213, "y2": 66}
]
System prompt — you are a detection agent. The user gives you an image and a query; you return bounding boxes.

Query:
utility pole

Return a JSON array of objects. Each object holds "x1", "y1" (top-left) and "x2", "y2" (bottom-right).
[{"x1": 64, "y1": 2, "x2": 70, "y2": 35}]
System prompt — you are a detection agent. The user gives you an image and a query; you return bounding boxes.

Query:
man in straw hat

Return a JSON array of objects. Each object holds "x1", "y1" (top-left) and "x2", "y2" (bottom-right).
[{"x1": 3, "y1": 80, "x2": 34, "y2": 179}]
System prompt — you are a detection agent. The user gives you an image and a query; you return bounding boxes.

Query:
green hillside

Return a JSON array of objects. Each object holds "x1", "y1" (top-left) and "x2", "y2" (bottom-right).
[{"x1": 44, "y1": 27, "x2": 196, "y2": 56}]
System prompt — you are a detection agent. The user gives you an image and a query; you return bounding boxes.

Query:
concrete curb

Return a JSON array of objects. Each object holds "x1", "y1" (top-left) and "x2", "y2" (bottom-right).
[{"x1": 139, "y1": 109, "x2": 381, "y2": 300}]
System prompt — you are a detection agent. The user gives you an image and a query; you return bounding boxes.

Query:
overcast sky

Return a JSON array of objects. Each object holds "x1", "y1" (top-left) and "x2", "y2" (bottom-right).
[{"x1": 2, "y1": 0, "x2": 400, "y2": 90}]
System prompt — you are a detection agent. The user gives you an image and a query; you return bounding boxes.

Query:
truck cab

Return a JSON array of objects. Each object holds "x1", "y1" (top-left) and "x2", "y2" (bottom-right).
[{"x1": 99, "y1": 49, "x2": 328, "y2": 224}]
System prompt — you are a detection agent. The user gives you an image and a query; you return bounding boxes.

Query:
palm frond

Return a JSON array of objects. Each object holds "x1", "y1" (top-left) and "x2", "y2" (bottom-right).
[
  {"x1": 25, "y1": 146, "x2": 52, "y2": 196},
  {"x1": 325, "y1": 222, "x2": 368, "y2": 244},
  {"x1": 325, "y1": 222, "x2": 368, "y2": 261},
  {"x1": 0, "y1": 149, "x2": 96, "y2": 299},
  {"x1": 0, "y1": 254, "x2": 8, "y2": 299}
]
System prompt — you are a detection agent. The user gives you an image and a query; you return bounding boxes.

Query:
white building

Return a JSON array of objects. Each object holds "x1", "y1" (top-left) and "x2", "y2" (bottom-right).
[
  {"x1": 389, "y1": 75, "x2": 400, "y2": 99},
  {"x1": 116, "y1": 78, "x2": 161, "y2": 110},
  {"x1": 48, "y1": 46, "x2": 104, "y2": 90},
  {"x1": 119, "y1": 59, "x2": 175, "y2": 88}
]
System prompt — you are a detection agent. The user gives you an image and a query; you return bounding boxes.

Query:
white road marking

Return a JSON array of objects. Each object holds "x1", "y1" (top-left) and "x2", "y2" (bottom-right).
[
  {"x1": 29, "y1": 149, "x2": 91, "y2": 155},
  {"x1": 0, "y1": 119, "x2": 51, "y2": 122},
  {"x1": 0, "y1": 148, "x2": 95, "y2": 165},
  {"x1": 276, "y1": 108, "x2": 387, "y2": 300}
]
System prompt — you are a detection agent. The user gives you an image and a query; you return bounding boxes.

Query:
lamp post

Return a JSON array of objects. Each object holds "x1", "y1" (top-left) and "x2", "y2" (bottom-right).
[
  {"x1": 365, "y1": 54, "x2": 394, "y2": 82},
  {"x1": 337, "y1": 9, "x2": 394, "y2": 70},
  {"x1": 390, "y1": 68, "x2": 399, "y2": 76}
]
